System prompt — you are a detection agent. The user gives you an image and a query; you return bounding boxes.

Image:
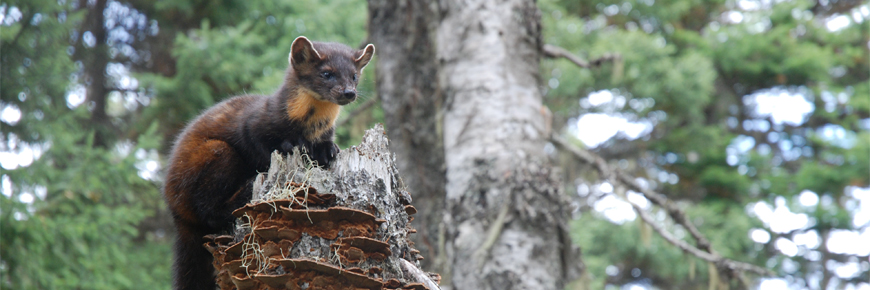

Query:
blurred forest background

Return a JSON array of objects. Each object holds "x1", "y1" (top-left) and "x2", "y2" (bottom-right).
[{"x1": 1, "y1": 0, "x2": 868, "y2": 289}]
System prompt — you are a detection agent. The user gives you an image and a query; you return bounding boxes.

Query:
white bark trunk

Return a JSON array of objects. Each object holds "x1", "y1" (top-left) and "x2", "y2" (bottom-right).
[{"x1": 437, "y1": 0, "x2": 582, "y2": 289}]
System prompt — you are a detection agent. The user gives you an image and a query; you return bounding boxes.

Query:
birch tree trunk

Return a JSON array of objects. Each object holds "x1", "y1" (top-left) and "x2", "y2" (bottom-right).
[
  {"x1": 436, "y1": 1, "x2": 582, "y2": 289},
  {"x1": 367, "y1": 0, "x2": 447, "y2": 272},
  {"x1": 367, "y1": 0, "x2": 582, "y2": 288}
]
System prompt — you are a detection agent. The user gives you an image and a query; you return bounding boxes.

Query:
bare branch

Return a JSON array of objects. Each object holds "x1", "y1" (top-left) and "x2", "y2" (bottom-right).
[
  {"x1": 336, "y1": 95, "x2": 379, "y2": 128},
  {"x1": 550, "y1": 135, "x2": 774, "y2": 277},
  {"x1": 109, "y1": 87, "x2": 141, "y2": 93},
  {"x1": 626, "y1": 197, "x2": 717, "y2": 261},
  {"x1": 473, "y1": 199, "x2": 511, "y2": 266},
  {"x1": 627, "y1": 197, "x2": 772, "y2": 276},
  {"x1": 542, "y1": 44, "x2": 620, "y2": 68},
  {"x1": 399, "y1": 259, "x2": 442, "y2": 290},
  {"x1": 615, "y1": 167, "x2": 713, "y2": 253},
  {"x1": 549, "y1": 135, "x2": 709, "y2": 248}
]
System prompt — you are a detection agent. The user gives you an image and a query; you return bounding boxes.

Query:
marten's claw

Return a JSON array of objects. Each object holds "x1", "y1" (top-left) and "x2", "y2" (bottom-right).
[
  {"x1": 331, "y1": 143, "x2": 340, "y2": 158},
  {"x1": 308, "y1": 141, "x2": 339, "y2": 168}
]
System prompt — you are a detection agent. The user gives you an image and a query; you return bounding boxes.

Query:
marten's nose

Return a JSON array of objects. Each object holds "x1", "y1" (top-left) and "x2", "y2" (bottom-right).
[{"x1": 342, "y1": 89, "x2": 356, "y2": 100}]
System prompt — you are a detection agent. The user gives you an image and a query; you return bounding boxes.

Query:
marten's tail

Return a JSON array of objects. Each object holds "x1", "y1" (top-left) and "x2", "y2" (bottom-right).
[{"x1": 172, "y1": 226, "x2": 215, "y2": 290}]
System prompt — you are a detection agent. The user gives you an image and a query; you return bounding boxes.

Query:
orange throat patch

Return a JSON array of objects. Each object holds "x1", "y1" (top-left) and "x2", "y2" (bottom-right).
[{"x1": 286, "y1": 88, "x2": 341, "y2": 139}]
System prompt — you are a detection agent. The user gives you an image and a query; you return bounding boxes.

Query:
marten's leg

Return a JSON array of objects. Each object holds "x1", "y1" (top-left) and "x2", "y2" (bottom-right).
[{"x1": 165, "y1": 139, "x2": 254, "y2": 290}]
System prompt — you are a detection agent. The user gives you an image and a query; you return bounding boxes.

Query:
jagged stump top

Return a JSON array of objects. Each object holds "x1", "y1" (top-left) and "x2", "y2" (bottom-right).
[{"x1": 205, "y1": 124, "x2": 440, "y2": 290}]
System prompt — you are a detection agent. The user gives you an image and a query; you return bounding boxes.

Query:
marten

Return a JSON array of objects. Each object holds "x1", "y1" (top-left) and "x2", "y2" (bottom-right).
[{"x1": 163, "y1": 36, "x2": 374, "y2": 290}]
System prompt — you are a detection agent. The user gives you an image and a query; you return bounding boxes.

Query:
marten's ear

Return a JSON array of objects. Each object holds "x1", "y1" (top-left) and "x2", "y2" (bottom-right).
[
  {"x1": 354, "y1": 44, "x2": 375, "y2": 70},
  {"x1": 289, "y1": 36, "x2": 322, "y2": 67}
]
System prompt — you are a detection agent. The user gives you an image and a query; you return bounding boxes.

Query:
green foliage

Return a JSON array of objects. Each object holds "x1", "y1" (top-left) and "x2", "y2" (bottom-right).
[
  {"x1": 543, "y1": 0, "x2": 869, "y2": 288},
  {"x1": 572, "y1": 211, "x2": 708, "y2": 288},
  {"x1": 2, "y1": 0, "x2": 374, "y2": 289},
  {"x1": 138, "y1": 0, "x2": 376, "y2": 148},
  {"x1": 3, "y1": 0, "x2": 866, "y2": 288},
  {"x1": 1, "y1": 0, "x2": 81, "y2": 144},
  {"x1": 1, "y1": 0, "x2": 158, "y2": 287}
]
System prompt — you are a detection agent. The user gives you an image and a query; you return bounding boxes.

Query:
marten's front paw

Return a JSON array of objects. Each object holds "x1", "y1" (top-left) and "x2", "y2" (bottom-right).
[
  {"x1": 281, "y1": 138, "x2": 311, "y2": 153},
  {"x1": 310, "y1": 141, "x2": 340, "y2": 168}
]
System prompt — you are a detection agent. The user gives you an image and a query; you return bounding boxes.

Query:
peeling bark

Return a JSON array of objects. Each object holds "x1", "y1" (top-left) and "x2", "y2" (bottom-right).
[
  {"x1": 366, "y1": 0, "x2": 583, "y2": 288},
  {"x1": 207, "y1": 125, "x2": 440, "y2": 290},
  {"x1": 436, "y1": 0, "x2": 582, "y2": 289}
]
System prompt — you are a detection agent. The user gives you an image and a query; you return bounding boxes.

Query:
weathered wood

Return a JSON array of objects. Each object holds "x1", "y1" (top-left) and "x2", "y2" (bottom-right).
[{"x1": 207, "y1": 124, "x2": 440, "y2": 290}]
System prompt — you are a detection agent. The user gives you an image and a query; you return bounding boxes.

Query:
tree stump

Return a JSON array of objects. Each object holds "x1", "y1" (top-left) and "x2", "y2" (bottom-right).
[{"x1": 204, "y1": 124, "x2": 441, "y2": 290}]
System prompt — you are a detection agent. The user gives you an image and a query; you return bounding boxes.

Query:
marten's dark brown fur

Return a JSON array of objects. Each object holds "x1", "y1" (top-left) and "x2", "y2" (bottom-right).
[{"x1": 163, "y1": 36, "x2": 374, "y2": 290}]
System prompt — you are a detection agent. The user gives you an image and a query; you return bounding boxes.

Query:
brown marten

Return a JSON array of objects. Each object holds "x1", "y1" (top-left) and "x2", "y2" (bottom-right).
[{"x1": 163, "y1": 36, "x2": 374, "y2": 290}]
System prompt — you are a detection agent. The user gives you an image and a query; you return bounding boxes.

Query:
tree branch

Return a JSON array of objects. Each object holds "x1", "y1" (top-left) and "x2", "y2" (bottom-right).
[
  {"x1": 109, "y1": 87, "x2": 141, "y2": 93},
  {"x1": 7, "y1": 8, "x2": 35, "y2": 50},
  {"x1": 473, "y1": 199, "x2": 511, "y2": 267},
  {"x1": 550, "y1": 135, "x2": 774, "y2": 277},
  {"x1": 550, "y1": 135, "x2": 709, "y2": 249},
  {"x1": 542, "y1": 44, "x2": 620, "y2": 68},
  {"x1": 627, "y1": 195, "x2": 772, "y2": 276}
]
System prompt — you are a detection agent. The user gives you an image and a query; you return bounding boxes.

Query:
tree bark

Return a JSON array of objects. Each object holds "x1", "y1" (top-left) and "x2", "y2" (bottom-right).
[
  {"x1": 367, "y1": 0, "x2": 447, "y2": 272},
  {"x1": 75, "y1": 0, "x2": 112, "y2": 148},
  {"x1": 436, "y1": 0, "x2": 581, "y2": 289},
  {"x1": 207, "y1": 125, "x2": 440, "y2": 289}
]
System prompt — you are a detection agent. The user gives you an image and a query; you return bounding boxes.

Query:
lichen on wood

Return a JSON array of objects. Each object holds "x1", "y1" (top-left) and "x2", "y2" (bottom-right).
[{"x1": 205, "y1": 124, "x2": 440, "y2": 290}]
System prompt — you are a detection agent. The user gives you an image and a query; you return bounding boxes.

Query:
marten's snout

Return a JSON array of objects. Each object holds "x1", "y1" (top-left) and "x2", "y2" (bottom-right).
[{"x1": 339, "y1": 89, "x2": 356, "y2": 104}]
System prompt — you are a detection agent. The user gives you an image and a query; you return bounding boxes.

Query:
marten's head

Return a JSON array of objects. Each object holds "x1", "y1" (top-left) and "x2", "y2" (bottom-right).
[{"x1": 288, "y1": 36, "x2": 375, "y2": 105}]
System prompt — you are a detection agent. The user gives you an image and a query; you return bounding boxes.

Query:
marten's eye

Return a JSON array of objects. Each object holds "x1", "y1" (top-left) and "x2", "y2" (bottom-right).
[{"x1": 321, "y1": 71, "x2": 334, "y2": 80}]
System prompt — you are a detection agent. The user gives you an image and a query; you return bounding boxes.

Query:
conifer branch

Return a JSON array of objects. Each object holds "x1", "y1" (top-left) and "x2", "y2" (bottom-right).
[
  {"x1": 550, "y1": 135, "x2": 774, "y2": 277},
  {"x1": 542, "y1": 44, "x2": 620, "y2": 68},
  {"x1": 8, "y1": 9, "x2": 35, "y2": 49}
]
